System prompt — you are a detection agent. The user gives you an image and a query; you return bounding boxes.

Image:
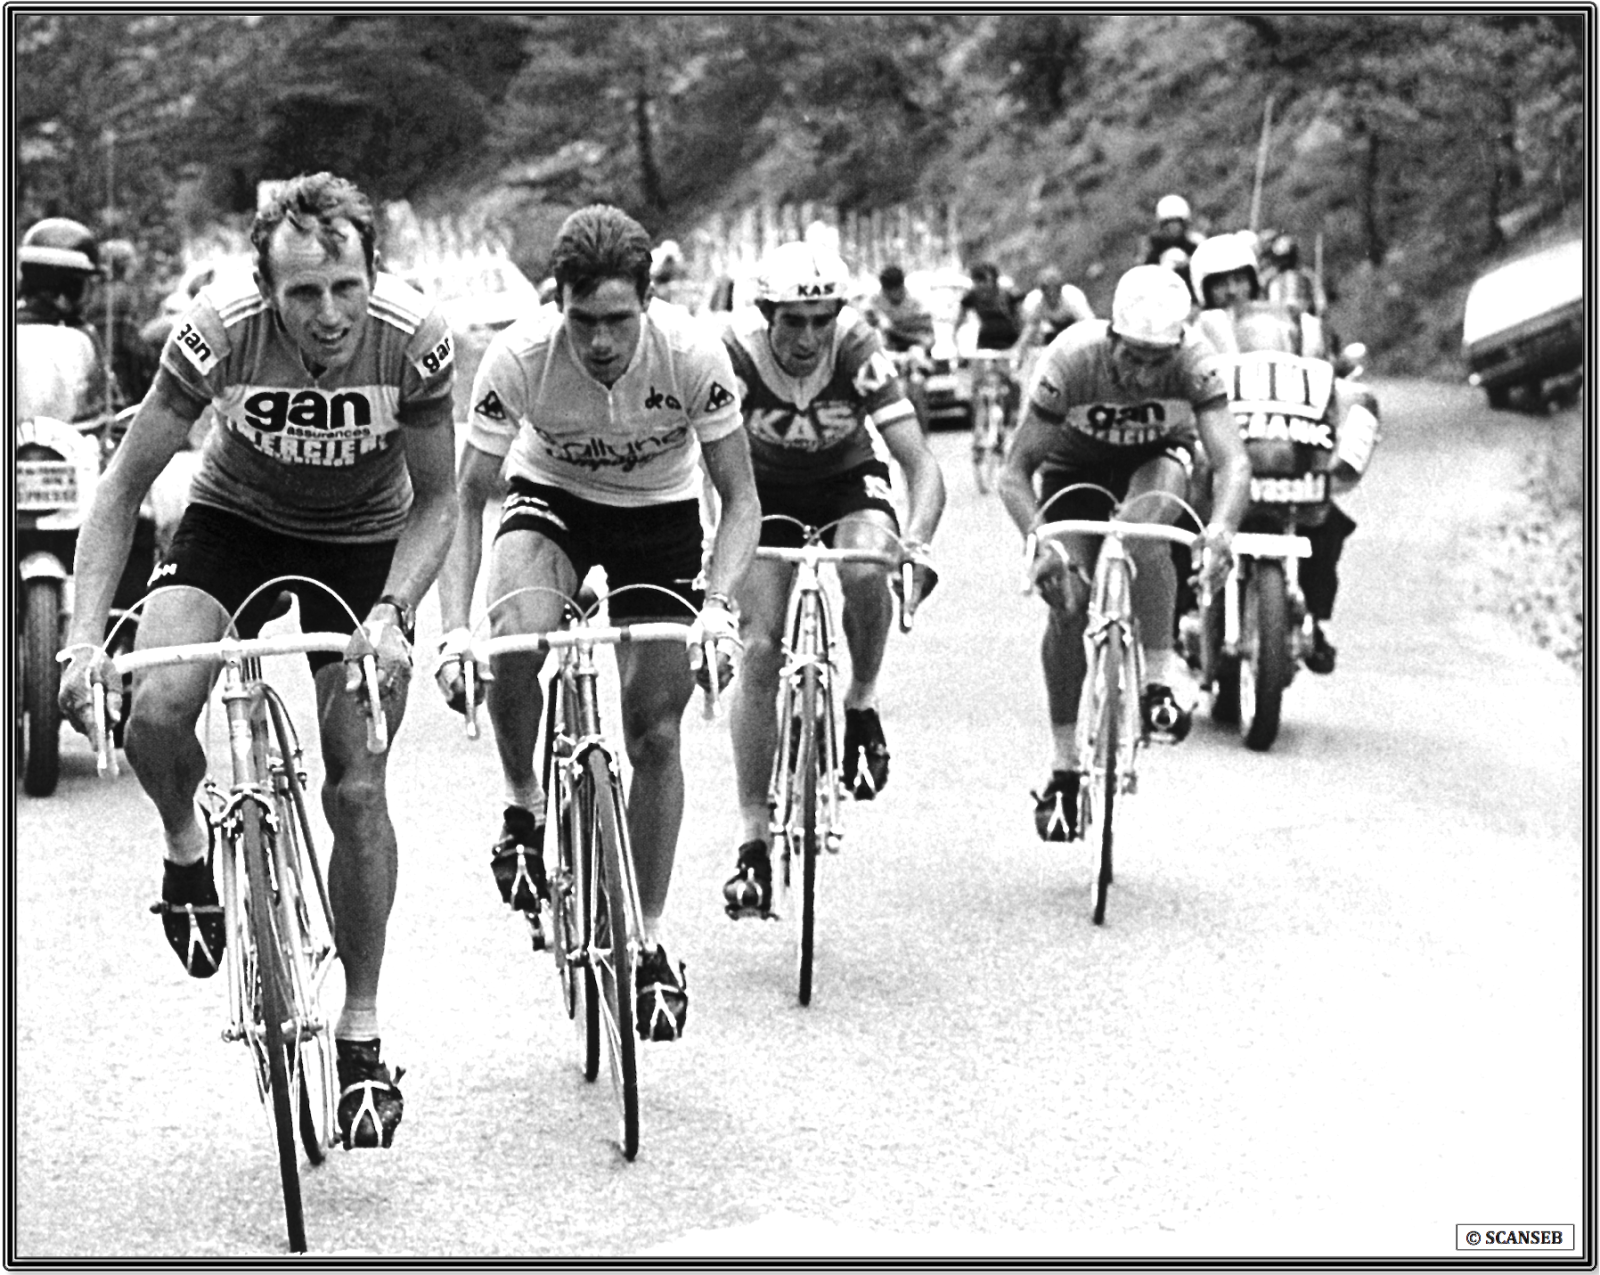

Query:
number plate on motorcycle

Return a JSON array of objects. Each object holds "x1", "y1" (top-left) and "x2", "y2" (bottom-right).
[
  {"x1": 1250, "y1": 473, "x2": 1327, "y2": 504},
  {"x1": 17, "y1": 460, "x2": 78, "y2": 510}
]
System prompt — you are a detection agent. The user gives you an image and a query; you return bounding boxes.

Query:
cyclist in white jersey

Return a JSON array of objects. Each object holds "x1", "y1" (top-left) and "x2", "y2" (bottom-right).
[
  {"x1": 433, "y1": 204, "x2": 759, "y2": 1041},
  {"x1": 998, "y1": 265, "x2": 1250, "y2": 840},
  {"x1": 58, "y1": 172, "x2": 458, "y2": 1149}
]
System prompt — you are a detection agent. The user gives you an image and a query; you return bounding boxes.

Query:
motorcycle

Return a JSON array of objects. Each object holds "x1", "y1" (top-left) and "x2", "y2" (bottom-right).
[
  {"x1": 1187, "y1": 302, "x2": 1379, "y2": 750},
  {"x1": 17, "y1": 325, "x2": 154, "y2": 796}
]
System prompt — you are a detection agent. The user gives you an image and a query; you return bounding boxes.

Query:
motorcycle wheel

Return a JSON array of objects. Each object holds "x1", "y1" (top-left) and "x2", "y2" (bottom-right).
[
  {"x1": 1240, "y1": 560, "x2": 1289, "y2": 751},
  {"x1": 23, "y1": 578, "x2": 64, "y2": 797}
]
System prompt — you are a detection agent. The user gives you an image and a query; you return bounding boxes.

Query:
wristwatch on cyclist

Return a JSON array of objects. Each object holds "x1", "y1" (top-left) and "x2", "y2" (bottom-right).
[{"x1": 374, "y1": 594, "x2": 416, "y2": 645}]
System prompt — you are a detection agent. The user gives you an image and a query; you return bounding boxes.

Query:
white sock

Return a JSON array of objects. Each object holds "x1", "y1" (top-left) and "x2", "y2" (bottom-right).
[
  {"x1": 336, "y1": 998, "x2": 380, "y2": 1042},
  {"x1": 164, "y1": 812, "x2": 208, "y2": 866},
  {"x1": 505, "y1": 779, "x2": 543, "y2": 816},
  {"x1": 1051, "y1": 723, "x2": 1077, "y2": 774}
]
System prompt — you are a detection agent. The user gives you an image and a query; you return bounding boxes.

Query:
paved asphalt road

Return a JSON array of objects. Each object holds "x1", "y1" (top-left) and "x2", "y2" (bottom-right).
[{"x1": 10, "y1": 376, "x2": 1585, "y2": 1260}]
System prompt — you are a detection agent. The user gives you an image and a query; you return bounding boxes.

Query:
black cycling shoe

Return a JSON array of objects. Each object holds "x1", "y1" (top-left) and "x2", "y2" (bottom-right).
[
  {"x1": 723, "y1": 840, "x2": 774, "y2": 918},
  {"x1": 842, "y1": 707, "x2": 890, "y2": 800},
  {"x1": 635, "y1": 944, "x2": 689, "y2": 1042},
  {"x1": 335, "y1": 1038, "x2": 405, "y2": 1150},
  {"x1": 1140, "y1": 683, "x2": 1192, "y2": 744},
  {"x1": 1032, "y1": 770, "x2": 1080, "y2": 842},
  {"x1": 151, "y1": 837, "x2": 226, "y2": 979},
  {"x1": 491, "y1": 805, "x2": 548, "y2": 921},
  {"x1": 1304, "y1": 622, "x2": 1337, "y2": 675}
]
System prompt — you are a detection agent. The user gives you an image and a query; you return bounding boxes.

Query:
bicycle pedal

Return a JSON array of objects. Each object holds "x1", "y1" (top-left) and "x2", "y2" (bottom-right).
[{"x1": 524, "y1": 908, "x2": 549, "y2": 952}]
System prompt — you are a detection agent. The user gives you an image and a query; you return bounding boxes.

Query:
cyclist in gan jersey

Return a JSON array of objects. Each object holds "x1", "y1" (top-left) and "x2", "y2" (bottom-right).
[
  {"x1": 57, "y1": 171, "x2": 458, "y2": 1149},
  {"x1": 997, "y1": 264, "x2": 1250, "y2": 841},
  {"x1": 718, "y1": 241, "x2": 945, "y2": 919},
  {"x1": 433, "y1": 204, "x2": 760, "y2": 1042}
]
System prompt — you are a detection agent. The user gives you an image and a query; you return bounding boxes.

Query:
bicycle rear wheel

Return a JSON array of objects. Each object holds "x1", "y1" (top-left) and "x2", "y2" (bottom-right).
[
  {"x1": 972, "y1": 399, "x2": 1000, "y2": 493},
  {"x1": 261, "y1": 691, "x2": 335, "y2": 1166},
  {"x1": 1089, "y1": 621, "x2": 1124, "y2": 926},
  {"x1": 586, "y1": 750, "x2": 640, "y2": 1160},
  {"x1": 238, "y1": 799, "x2": 308, "y2": 1253},
  {"x1": 796, "y1": 667, "x2": 820, "y2": 1006}
]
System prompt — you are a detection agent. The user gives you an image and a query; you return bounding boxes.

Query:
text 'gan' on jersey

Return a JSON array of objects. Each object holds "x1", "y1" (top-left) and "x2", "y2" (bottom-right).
[
  {"x1": 466, "y1": 298, "x2": 743, "y2": 508},
  {"x1": 1028, "y1": 319, "x2": 1227, "y2": 462},
  {"x1": 719, "y1": 304, "x2": 916, "y2": 487},
  {"x1": 160, "y1": 272, "x2": 455, "y2": 542}
]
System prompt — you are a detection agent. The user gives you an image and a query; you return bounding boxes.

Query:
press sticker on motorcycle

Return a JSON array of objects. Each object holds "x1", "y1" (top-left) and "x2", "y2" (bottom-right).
[
  {"x1": 172, "y1": 321, "x2": 220, "y2": 376},
  {"x1": 1226, "y1": 351, "x2": 1333, "y2": 418}
]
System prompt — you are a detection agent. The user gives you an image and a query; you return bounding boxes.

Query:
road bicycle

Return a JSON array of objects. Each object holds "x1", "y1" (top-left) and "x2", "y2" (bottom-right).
[
  {"x1": 1027, "y1": 487, "x2": 1202, "y2": 925},
  {"x1": 746, "y1": 517, "x2": 919, "y2": 1005},
  {"x1": 87, "y1": 578, "x2": 389, "y2": 1254},
  {"x1": 460, "y1": 585, "x2": 719, "y2": 1161},
  {"x1": 966, "y1": 349, "x2": 1018, "y2": 494}
]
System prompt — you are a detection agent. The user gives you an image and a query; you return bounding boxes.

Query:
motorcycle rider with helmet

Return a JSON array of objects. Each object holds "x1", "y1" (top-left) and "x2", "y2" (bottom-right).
[
  {"x1": 998, "y1": 264, "x2": 1250, "y2": 840},
  {"x1": 16, "y1": 217, "x2": 115, "y2": 420},
  {"x1": 1143, "y1": 194, "x2": 1206, "y2": 291},
  {"x1": 717, "y1": 240, "x2": 945, "y2": 917},
  {"x1": 1188, "y1": 231, "x2": 1374, "y2": 675}
]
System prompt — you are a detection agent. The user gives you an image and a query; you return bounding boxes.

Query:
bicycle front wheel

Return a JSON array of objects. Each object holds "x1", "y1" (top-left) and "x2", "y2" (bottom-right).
[
  {"x1": 796, "y1": 666, "x2": 820, "y2": 1007},
  {"x1": 239, "y1": 799, "x2": 308, "y2": 1253},
  {"x1": 1089, "y1": 621, "x2": 1124, "y2": 926},
  {"x1": 972, "y1": 400, "x2": 1000, "y2": 493},
  {"x1": 586, "y1": 750, "x2": 640, "y2": 1160},
  {"x1": 262, "y1": 690, "x2": 335, "y2": 1166}
]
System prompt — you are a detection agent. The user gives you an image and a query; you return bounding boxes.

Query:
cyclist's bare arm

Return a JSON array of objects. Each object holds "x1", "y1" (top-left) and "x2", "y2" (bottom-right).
[
  {"x1": 436, "y1": 441, "x2": 506, "y2": 633},
  {"x1": 1193, "y1": 397, "x2": 1251, "y2": 533},
  {"x1": 877, "y1": 416, "x2": 946, "y2": 548},
  {"x1": 699, "y1": 428, "x2": 761, "y2": 600},
  {"x1": 997, "y1": 401, "x2": 1062, "y2": 541},
  {"x1": 373, "y1": 398, "x2": 457, "y2": 628},
  {"x1": 64, "y1": 370, "x2": 204, "y2": 651}
]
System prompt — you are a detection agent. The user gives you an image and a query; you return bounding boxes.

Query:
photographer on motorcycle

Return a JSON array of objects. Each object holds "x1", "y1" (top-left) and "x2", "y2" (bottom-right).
[
  {"x1": 1189, "y1": 231, "x2": 1373, "y2": 675},
  {"x1": 16, "y1": 217, "x2": 115, "y2": 420}
]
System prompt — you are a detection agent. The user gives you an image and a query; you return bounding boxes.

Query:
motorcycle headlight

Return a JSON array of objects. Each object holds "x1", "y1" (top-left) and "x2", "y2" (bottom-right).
[{"x1": 1244, "y1": 437, "x2": 1300, "y2": 477}]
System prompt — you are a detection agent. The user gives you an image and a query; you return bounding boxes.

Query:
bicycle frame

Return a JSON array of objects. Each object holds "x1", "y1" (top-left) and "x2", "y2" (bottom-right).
[{"x1": 93, "y1": 628, "x2": 383, "y2": 1254}]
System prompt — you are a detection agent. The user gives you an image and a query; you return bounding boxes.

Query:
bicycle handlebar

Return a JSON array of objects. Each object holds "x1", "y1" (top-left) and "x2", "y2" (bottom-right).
[
  {"x1": 460, "y1": 620, "x2": 720, "y2": 739},
  {"x1": 755, "y1": 544, "x2": 923, "y2": 634},
  {"x1": 90, "y1": 631, "x2": 390, "y2": 777},
  {"x1": 1030, "y1": 518, "x2": 1199, "y2": 550}
]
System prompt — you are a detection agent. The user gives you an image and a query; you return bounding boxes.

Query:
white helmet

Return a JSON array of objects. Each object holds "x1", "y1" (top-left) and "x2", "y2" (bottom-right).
[
  {"x1": 755, "y1": 240, "x2": 850, "y2": 306},
  {"x1": 1188, "y1": 232, "x2": 1260, "y2": 306},
  {"x1": 1155, "y1": 194, "x2": 1192, "y2": 223},
  {"x1": 1110, "y1": 264, "x2": 1192, "y2": 346}
]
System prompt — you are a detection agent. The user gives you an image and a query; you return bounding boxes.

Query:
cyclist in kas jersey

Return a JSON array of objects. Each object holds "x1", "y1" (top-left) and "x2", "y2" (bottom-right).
[
  {"x1": 58, "y1": 171, "x2": 458, "y2": 1149},
  {"x1": 433, "y1": 204, "x2": 759, "y2": 1041},
  {"x1": 997, "y1": 264, "x2": 1250, "y2": 840},
  {"x1": 717, "y1": 240, "x2": 945, "y2": 917}
]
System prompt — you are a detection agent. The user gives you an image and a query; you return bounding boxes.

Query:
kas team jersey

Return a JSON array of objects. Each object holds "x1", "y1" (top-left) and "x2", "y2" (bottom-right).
[
  {"x1": 1028, "y1": 319, "x2": 1227, "y2": 465},
  {"x1": 466, "y1": 298, "x2": 743, "y2": 507},
  {"x1": 720, "y1": 305, "x2": 916, "y2": 487},
  {"x1": 163, "y1": 271, "x2": 454, "y2": 542}
]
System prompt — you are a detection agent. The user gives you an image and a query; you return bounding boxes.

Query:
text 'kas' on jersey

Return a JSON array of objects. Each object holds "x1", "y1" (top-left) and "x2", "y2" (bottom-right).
[
  {"x1": 1028, "y1": 319, "x2": 1226, "y2": 462},
  {"x1": 162, "y1": 272, "x2": 455, "y2": 543},
  {"x1": 466, "y1": 298, "x2": 743, "y2": 507},
  {"x1": 721, "y1": 304, "x2": 916, "y2": 486}
]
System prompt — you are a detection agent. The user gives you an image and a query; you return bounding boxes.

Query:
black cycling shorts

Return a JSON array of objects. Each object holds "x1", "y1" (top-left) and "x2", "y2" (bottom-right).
[
  {"x1": 159, "y1": 502, "x2": 396, "y2": 674},
  {"x1": 495, "y1": 479, "x2": 704, "y2": 620},
  {"x1": 1035, "y1": 443, "x2": 1193, "y2": 523},
  {"x1": 755, "y1": 459, "x2": 901, "y2": 549}
]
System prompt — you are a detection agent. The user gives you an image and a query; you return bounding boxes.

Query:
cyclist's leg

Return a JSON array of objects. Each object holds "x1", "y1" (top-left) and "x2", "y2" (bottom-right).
[
  {"x1": 615, "y1": 640, "x2": 696, "y2": 927},
  {"x1": 835, "y1": 509, "x2": 897, "y2": 707},
  {"x1": 123, "y1": 584, "x2": 230, "y2": 862},
  {"x1": 1123, "y1": 450, "x2": 1191, "y2": 686},
  {"x1": 484, "y1": 527, "x2": 577, "y2": 809},
  {"x1": 730, "y1": 556, "x2": 796, "y2": 843}
]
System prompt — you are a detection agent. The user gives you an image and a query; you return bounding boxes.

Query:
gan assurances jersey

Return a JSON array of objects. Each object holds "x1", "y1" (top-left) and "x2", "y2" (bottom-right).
[
  {"x1": 164, "y1": 271, "x2": 455, "y2": 543},
  {"x1": 1028, "y1": 319, "x2": 1227, "y2": 468},
  {"x1": 466, "y1": 298, "x2": 743, "y2": 507},
  {"x1": 720, "y1": 305, "x2": 915, "y2": 488}
]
